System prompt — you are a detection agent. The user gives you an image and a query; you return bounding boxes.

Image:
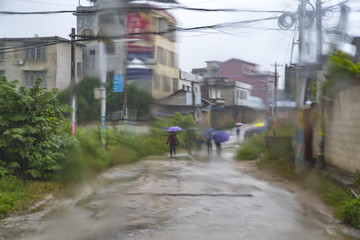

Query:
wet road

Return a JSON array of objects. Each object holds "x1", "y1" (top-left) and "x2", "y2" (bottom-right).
[{"x1": 0, "y1": 130, "x2": 356, "y2": 240}]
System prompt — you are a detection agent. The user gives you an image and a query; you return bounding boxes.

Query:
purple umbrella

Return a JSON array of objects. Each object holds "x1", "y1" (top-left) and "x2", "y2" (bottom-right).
[
  {"x1": 202, "y1": 128, "x2": 215, "y2": 139},
  {"x1": 212, "y1": 131, "x2": 230, "y2": 143},
  {"x1": 167, "y1": 126, "x2": 183, "y2": 132}
]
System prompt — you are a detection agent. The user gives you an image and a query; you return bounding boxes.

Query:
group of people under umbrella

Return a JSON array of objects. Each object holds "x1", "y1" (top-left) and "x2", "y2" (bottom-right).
[{"x1": 166, "y1": 126, "x2": 232, "y2": 158}]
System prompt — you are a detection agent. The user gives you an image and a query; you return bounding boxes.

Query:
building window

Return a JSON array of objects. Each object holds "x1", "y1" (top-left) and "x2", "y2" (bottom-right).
[
  {"x1": 162, "y1": 76, "x2": 170, "y2": 92},
  {"x1": 169, "y1": 51, "x2": 175, "y2": 68},
  {"x1": 77, "y1": 62, "x2": 82, "y2": 78},
  {"x1": 153, "y1": 74, "x2": 160, "y2": 90},
  {"x1": 172, "y1": 78, "x2": 178, "y2": 92},
  {"x1": 0, "y1": 43, "x2": 4, "y2": 60},
  {"x1": 25, "y1": 71, "x2": 46, "y2": 87},
  {"x1": 157, "y1": 47, "x2": 166, "y2": 65},
  {"x1": 240, "y1": 91, "x2": 247, "y2": 100},
  {"x1": 106, "y1": 43, "x2": 115, "y2": 55},
  {"x1": 0, "y1": 71, "x2": 4, "y2": 77},
  {"x1": 25, "y1": 42, "x2": 46, "y2": 60},
  {"x1": 168, "y1": 23, "x2": 176, "y2": 42},
  {"x1": 158, "y1": 18, "x2": 165, "y2": 32},
  {"x1": 99, "y1": 13, "x2": 114, "y2": 25},
  {"x1": 210, "y1": 68, "x2": 219, "y2": 78}
]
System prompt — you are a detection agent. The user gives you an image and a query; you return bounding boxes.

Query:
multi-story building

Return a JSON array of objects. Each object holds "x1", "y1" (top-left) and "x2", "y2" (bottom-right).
[
  {"x1": 193, "y1": 58, "x2": 274, "y2": 109},
  {"x1": 0, "y1": 36, "x2": 84, "y2": 90},
  {"x1": 219, "y1": 58, "x2": 274, "y2": 107},
  {"x1": 75, "y1": 1, "x2": 179, "y2": 99},
  {"x1": 179, "y1": 70, "x2": 201, "y2": 97}
]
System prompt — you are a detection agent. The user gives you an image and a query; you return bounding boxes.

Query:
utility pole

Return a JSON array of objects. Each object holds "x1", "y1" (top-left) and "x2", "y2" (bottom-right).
[
  {"x1": 123, "y1": 57, "x2": 128, "y2": 121},
  {"x1": 70, "y1": 28, "x2": 76, "y2": 135},
  {"x1": 298, "y1": 0, "x2": 306, "y2": 63},
  {"x1": 274, "y1": 62, "x2": 278, "y2": 121},
  {"x1": 191, "y1": 81, "x2": 196, "y2": 119},
  {"x1": 98, "y1": 42, "x2": 107, "y2": 149},
  {"x1": 316, "y1": 0, "x2": 322, "y2": 63}
]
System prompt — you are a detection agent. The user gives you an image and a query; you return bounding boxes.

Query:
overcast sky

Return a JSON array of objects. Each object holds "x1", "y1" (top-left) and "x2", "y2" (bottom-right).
[{"x1": 1, "y1": 0, "x2": 360, "y2": 88}]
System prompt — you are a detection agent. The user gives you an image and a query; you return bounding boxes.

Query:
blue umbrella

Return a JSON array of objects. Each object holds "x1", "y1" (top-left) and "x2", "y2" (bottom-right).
[
  {"x1": 212, "y1": 131, "x2": 230, "y2": 143},
  {"x1": 167, "y1": 126, "x2": 183, "y2": 132}
]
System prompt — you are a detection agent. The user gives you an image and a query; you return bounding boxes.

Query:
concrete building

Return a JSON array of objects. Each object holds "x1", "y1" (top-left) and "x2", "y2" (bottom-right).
[
  {"x1": 220, "y1": 81, "x2": 265, "y2": 109},
  {"x1": 219, "y1": 58, "x2": 274, "y2": 107},
  {"x1": 75, "y1": 1, "x2": 179, "y2": 99},
  {"x1": 0, "y1": 36, "x2": 84, "y2": 90},
  {"x1": 192, "y1": 59, "x2": 274, "y2": 108},
  {"x1": 179, "y1": 70, "x2": 202, "y2": 102}
]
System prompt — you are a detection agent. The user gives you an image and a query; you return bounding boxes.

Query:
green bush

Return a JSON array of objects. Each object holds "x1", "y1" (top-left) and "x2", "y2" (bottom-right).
[
  {"x1": 0, "y1": 77, "x2": 70, "y2": 180},
  {"x1": 0, "y1": 176, "x2": 27, "y2": 215},
  {"x1": 0, "y1": 175, "x2": 25, "y2": 192},
  {"x1": 236, "y1": 134, "x2": 264, "y2": 160},
  {"x1": 0, "y1": 192, "x2": 27, "y2": 215},
  {"x1": 338, "y1": 198, "x2": 360, "y2": 229},
  {"x1": 317, "y1": 173, "x2": 350, "y2": 207}
]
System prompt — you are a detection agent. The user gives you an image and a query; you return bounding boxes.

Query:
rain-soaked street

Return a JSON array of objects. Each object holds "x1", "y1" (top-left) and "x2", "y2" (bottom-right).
[{"x1": 0, "y1": 130, "x2": 357, "y2": 240}]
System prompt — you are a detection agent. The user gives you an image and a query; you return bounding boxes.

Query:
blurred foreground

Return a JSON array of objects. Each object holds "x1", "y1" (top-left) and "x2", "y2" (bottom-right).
[{"x1": 0, "y1": 129, "x2": 357, "y2": 240}]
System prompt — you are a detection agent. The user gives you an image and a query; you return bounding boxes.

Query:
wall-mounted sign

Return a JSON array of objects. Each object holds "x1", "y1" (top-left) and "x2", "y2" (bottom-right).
[
  {"x1": 113, "y1": 75, "x2": 124, "y2": 92},
  {"x1": 127, "y1": 12, "x2": 154, "y2": 53}
]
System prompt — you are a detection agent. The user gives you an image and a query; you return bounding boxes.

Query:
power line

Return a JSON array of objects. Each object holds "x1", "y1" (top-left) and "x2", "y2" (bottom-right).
[
  {"x1": 0, "y1": 6, "x2": 299, "y2": 15},
  {"x1": 11, "y1": 0, "x2": 77, "y2": 7},
  {"x1": 72, "y1": 16, "x2": 280, "y2": 43},
  {"x1": 0, "y1": 16, "x2": 280, "y2": 55},
  {"x1": 0, "y1": 39, "x2": 70, "y2": 55}
]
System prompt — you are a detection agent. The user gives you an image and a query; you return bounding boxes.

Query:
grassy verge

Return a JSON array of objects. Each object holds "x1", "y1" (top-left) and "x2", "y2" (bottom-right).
[
  {"x1": 0, "y1": 113, "x2": 196, "y2": 218},
  {"x1": 0, "y1": 176, "x2": 62, "y2": 217},
  {"x1": 236, "y1": 124, "x2": 356, "y2": 228}
]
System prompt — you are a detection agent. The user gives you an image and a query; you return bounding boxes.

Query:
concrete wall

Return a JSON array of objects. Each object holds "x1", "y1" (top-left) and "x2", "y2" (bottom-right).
[
  {"x1": 200, "y1": 106, "x2": 265, "y2": 129},
  {"x1": 324, "y1": 82, "x2": 360, "y2": 173}
]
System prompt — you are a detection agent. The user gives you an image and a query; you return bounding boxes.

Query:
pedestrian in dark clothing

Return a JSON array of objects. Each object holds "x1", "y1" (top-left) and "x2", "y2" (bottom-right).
[
  {"x1": 215, "y1": 141, "x2": 221, "y2": 155},
  {"x1": 166, "y1": 132, "x2": 178, "y2": 159},
  {"x1": 236, "y1": 127, "x2": 241, "y2": 138},
  {"x1": 206, "y1": 136, "x2": 212, "y2": 155}
]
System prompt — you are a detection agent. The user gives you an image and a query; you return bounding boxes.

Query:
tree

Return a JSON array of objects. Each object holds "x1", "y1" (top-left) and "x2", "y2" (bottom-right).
[
  {"x1": 106, "y1": 80, "x2": 153, "y2": 119},
  {"x1": 58, "y1": 77, "x2": 101, "y2": 124},
  {"x1": 0, "y1": 77, "x2": 70, "y2": 180}
]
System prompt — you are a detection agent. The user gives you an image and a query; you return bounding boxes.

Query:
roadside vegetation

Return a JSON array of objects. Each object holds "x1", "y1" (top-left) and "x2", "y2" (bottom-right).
[
  {"x1": 0, "y1": 76, "x2": 195, "y2": 218},
  {"x1": 236, "y1": 122, "x2": 360, "y2": 229}
]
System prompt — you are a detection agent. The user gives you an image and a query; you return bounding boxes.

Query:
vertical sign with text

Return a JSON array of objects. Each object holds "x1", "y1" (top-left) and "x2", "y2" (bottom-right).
[{"x1": 113, "y1": 75, "x2": 124, "y2": 92}]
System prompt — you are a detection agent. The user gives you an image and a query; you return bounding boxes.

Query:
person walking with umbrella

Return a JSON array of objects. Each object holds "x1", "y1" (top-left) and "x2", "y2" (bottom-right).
[
  {"x1": 166, "y1": 126, "x2": 182, "y2": 159},
  {"x1": 212, "y1": 131, "x2": 230, "y2": 156},
  {"x1": 167, "y1": 132, "x2": 178, "y2": 159},
  {"x1": 235, "y1": 123, "x2": 243, "y2": 138},
  {"x1": 215, "y1": 141, "x2": 221, "y2": 155},
  {"x1": 202, "y1": 128, "x2": 214, "y2": 156},
  {"x1": 206, "y1": 135, "x2": 212, "y2": 155}
]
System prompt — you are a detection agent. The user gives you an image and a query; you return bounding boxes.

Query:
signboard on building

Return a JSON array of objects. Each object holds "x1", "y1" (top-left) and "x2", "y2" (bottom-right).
[
  {"x1": 127, "y1": 12, "x2": 154, "y2": 53},
  {"x1": 113, "y1": 75, "x2": 124, "y2": 92}
]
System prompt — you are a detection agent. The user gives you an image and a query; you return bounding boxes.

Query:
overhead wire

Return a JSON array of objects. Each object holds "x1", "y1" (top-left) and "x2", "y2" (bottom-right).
[
  {"x1": 10, "y1": 0, "x2": 77, "y2": 7},
  {"x1": 0, "y1": 15, "x2": 279, "y2": 55},
  {"x1": 0, "y1": 5, "x2": 297, "y2": 15},
  {"x1": 0, "y1": 39, "x2": 71, "y2": 55},
  {"x1": 0, "y1": 1, "x2": 348, "y2": 59}
]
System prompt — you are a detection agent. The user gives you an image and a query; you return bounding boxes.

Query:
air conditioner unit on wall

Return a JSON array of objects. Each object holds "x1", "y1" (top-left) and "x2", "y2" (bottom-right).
[{"x1": 16, "y1": 60, "x2": 24, "y2": 65}]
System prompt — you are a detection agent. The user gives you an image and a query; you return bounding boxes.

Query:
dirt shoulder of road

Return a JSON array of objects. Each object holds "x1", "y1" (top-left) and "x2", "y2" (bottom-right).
[{"x1": 237, "y1": 160, "x2": 336, "y2": 221}]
